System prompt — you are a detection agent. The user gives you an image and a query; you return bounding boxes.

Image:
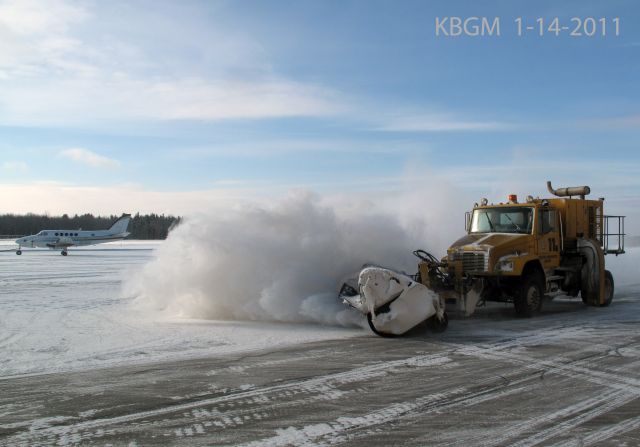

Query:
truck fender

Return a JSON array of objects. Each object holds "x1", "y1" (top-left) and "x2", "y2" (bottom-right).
[{"x1": 521, "y1": 260, "x2": 545, "y2": 284}]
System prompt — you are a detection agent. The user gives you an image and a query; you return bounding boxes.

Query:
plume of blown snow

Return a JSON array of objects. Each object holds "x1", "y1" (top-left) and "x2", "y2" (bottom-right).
[{"x1": 126, "y1": 189, "x2": 442, "y2": 326}]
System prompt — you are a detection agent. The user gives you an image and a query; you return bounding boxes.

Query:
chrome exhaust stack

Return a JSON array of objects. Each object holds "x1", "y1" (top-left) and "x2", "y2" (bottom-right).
[{"x1": 547, "y1": 181, "x2": 590, "y2": 199}]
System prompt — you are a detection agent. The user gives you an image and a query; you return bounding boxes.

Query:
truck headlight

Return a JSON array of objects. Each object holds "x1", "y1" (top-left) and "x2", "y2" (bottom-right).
[{"x1": 497, "y1": 260, "x2": 514, "y2": 272}]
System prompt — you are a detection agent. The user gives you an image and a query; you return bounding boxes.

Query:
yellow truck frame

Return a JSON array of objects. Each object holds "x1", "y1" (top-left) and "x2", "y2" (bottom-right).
[{"x1": 418, "y1": 182, "x2": 625, "y2": 317}]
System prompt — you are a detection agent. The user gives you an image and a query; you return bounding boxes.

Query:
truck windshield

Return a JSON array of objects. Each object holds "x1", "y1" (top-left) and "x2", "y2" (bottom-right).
[{"x1": 470, "y1": 207, "x2": 534, "y2": 234}]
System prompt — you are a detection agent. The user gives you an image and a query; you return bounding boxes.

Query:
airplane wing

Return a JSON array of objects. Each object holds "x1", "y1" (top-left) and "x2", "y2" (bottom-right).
[{"x1": 46, "y1": 237, "x2": 76, "y2": 248}]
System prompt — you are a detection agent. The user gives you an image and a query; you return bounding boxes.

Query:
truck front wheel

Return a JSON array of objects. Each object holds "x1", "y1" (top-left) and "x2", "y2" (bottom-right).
[{"x1": 514, "y1": 272, "x2": 543, "y2": 318}]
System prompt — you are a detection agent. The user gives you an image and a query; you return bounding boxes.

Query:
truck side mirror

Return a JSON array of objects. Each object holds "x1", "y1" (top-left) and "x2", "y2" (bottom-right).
[{"x1": 465, "y1": 211, "x2": 471, "y2": 232}]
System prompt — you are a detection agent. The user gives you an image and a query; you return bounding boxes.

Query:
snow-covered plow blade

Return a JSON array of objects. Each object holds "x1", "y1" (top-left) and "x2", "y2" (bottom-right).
[{"x1": 340, "y1": 267, "x2": 448, "y2": 337}]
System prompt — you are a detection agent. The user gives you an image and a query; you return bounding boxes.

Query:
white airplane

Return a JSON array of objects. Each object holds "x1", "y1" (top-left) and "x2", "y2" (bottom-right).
[{"x1": 15, "y1": 214, "x2": 131, "y2": 256}]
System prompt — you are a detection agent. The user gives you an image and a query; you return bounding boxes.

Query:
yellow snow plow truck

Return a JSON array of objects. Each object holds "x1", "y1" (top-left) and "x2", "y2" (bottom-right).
[
  {"x1": 341, "y1": 181, "x2": 625, "y2": 337},
  {"x1": 417, "y1": 181, "x2": 626, "y2": 318}
]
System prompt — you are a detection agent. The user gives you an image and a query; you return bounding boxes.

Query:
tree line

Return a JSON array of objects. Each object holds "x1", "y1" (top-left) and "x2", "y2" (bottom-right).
[{"x1": 0, "y1": 213, "x2": 181, "y2": 240}]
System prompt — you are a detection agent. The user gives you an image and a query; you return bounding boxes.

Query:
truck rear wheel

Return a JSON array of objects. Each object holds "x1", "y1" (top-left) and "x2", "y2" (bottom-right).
[
  {"x1": 581, "y1": 269, "x2": 614, "y2": 307},
  {"x1": 580, "y1": 262, "x2": 597, "y2": 305},
  {"x1": 600, "y1": 270, "x2": 614, "y2": 307},
  {"x1": 514, "y1": 272, "x2": 543, "y2": 318}
]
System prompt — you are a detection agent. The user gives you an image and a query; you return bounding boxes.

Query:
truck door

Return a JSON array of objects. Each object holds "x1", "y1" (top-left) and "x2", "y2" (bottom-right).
[{"x1": 537, "y1": 208, "x2": 560, "y2": 270}]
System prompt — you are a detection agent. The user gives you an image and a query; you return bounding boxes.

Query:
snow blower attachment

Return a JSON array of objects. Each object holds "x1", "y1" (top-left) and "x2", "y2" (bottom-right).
[
  {"x1": 341, "y1": 181, "x2": 625, "y2": 337},
  {"x1": 340, "y1": 266, "x2": 448, "y2": 337}
]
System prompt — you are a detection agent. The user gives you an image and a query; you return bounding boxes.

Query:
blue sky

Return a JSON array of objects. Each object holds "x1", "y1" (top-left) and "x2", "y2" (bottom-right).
[{"x1": 0, "y1": 0, "x2": 638, "y2": 225}]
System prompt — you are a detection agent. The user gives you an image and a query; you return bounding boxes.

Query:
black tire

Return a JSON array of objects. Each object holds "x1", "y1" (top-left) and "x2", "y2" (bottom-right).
[
  {"x1": 16, "y1": 250, "x2": 22, "y2": 255},
  {"x1": 600, "y1": 270, "x2": 614, "y2": 307},
  {"x1": 580, "y1": 260, "x2": 601, "y2": 305},
  {"x1": 581, "y1": 262, "x2": 594, "y2": 305},
  {"x1": 514, "y1": 272, "x2": 544, "y2": 318},
  {"x1": 426, "y1": 312, "x2": 448, "y2": 333},
  {"x1": 366, "y1": 313, "x2": 398, "y2": 338},
  {"x1": 61, "y1": 251, "x2": 68, "y2": 256}
]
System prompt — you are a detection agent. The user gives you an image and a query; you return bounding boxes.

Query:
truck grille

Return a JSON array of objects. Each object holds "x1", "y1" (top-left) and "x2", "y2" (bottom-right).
[{"x1": 454, "y1": 252, "x2": 487, "y2": 273}]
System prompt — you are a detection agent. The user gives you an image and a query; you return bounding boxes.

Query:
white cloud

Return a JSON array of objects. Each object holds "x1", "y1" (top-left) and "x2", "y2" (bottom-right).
[
  {"x1": 0, "y1": 183, "x2": 263, "y2": 216},
  {"x1": 377, "y1": 113, "x2": 510, "y2": 132},
  {"x1": 0, "y1": 0, "x2": 341, "y2": 126},
  {"x1": 582, "y1": 114, "x2": 640, "y2": 130},
  {"x1": 1, "y1": 161, "x2": 28, "y2": 173},
  {"x1": 0, "y1": 75, "x2": 341, "y2": 126},
  {"x1": 0, "y1": 0, "x2": 87, "y2": 35},
  {"x1": 0, "y1": 1, "x2": 523, "y2": 131},
  {"x1": 172, "y1": 138, "x2": 428, "y2": 157},
  {"x1": 0, "y1": 0, "x2": 89, "y2": 74},
  {"x1": 59, "y1": 148, "x2": 120, "y2": 169}
]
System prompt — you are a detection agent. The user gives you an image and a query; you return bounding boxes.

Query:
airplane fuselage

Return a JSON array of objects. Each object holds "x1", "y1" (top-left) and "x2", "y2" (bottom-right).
[{"x1": 16, "y1": 229, "x2": 130, "y2": 249}]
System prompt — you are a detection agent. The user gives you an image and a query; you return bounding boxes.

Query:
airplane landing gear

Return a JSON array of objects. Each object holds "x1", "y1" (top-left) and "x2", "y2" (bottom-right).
[
  {"x1": 61, "y1": 250, "x2": 68, "y2": 256},
  {"x1": 16, "y1": 249, "x2": 22, "y2": 255}
]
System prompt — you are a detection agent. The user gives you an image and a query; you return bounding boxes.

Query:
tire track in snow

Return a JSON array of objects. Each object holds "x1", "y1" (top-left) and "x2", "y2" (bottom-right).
[
  {"x1": 216, "y1": 344, "x2": 636, "y2": 446},
  {"x1": 5, "y1": 325, "x2": 638, "y2": 446},
  {"x1": 3, "y1": 327, "x2": 590, "y2": 445},
  {"x1": 251, "y1": 355, "x2": 640, "y2": 447},
  {"x1": 452, "y1": 342, "x2": 640, "y2": 394},
  {"x1": 236, "y1": 379, "x2": 538, "y2": 447},
  {"x1": 446, "y1": 342, "x2": 640, "y2": 446},
  {"x1": 550, "y1": 414, "x2": 640, "y2": 447},
  {"x1": 204, "y1": 348, "x2": 340, "y2": 377},
  {"x1": 239, "y1": 346, "x2": 638, "y2": 447},
  {"x1": 510, "y1": 392, "x2": 638, "y2": 447},
  {"x1": 0, "y1": 353, "x2": 453, "y2": 445},
  {"x1": 473, "y1": 389, "x2": 637, "y2": 447},
  {"x1": 235, "y1": 337, "x2": 640, "y2": 447},
  {"x1": 127, "y1": 328, "x2": 633, "y2": 443}
]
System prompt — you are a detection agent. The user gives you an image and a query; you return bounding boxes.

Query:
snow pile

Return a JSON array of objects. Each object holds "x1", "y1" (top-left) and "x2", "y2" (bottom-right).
[{"x1": 126, "y1": 190, "x2": 453, "y2": 326}]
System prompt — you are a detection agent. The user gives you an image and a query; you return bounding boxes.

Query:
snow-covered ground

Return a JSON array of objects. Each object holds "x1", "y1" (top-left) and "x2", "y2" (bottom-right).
[
  {"x1": 0, "y1": 241, "x2": 361, "y2": 378},
  {"x1": 1, "y1": 238, "x2": 636, "y2": 379},
  {"x1": 2, "y1": 239, "x2": 640, "y2": 445}
]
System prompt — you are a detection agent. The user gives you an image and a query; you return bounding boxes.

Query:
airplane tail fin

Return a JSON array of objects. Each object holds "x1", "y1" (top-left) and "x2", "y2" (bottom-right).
[{"x1": 109, "y1": 213, "x2": 131, "y2": 235}]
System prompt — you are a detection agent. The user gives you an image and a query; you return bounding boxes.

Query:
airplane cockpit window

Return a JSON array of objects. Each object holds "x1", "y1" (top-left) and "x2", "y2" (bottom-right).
[
  {"x1": 55, "y1": 232, "x2": 59, "y2": 236},
  {"x1": 43, "y1": 232, "x2": 47, "y2": 236}
]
